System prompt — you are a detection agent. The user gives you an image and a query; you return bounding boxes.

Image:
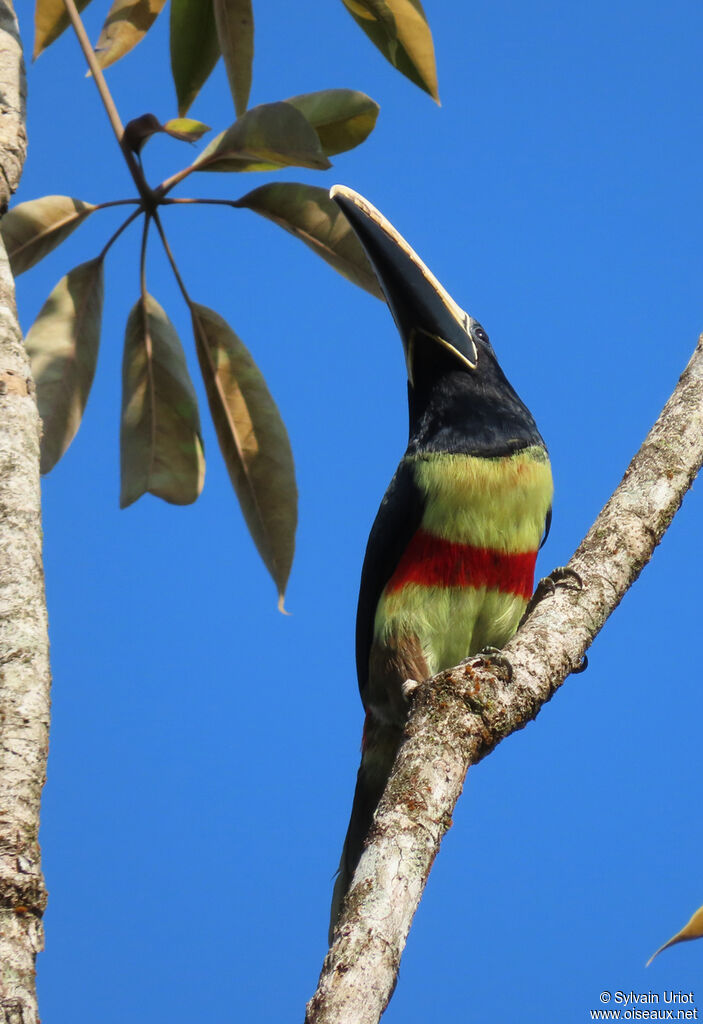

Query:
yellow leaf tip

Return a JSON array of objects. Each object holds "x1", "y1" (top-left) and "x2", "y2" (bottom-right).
[{"x1": 277, "y1": 593, "x2": 291, "y2": 615}]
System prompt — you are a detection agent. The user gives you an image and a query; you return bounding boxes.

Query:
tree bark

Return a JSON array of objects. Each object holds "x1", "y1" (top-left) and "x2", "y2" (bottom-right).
[
  {"x1": 306, "y1": 336, "x2": 703, "y2": 1024},
  {"x1": 0, "y1": 6, "x2": 51, "y2": 1023}
]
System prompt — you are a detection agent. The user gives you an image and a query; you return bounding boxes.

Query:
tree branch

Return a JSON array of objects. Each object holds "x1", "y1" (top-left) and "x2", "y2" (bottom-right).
[
  {"x1": 306, "y1": 334, "x2": 703, "y2": 1024},
  {"x1": 62, "y1": 0, "x2": 156, "y2": 210},
  {"x1": 0, "y1": 5, "x2": 50, "y2": 1023}
]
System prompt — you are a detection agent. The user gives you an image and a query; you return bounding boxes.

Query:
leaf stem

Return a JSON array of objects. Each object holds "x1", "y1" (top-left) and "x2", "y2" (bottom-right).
[
  {"x1": 155, "y1": 164, "x2": 199, "y2": 199},
  {"x1": 161, "y1": 198, "x2": 242, "y2": 208},
  {"x1": 61, "y1": 0, "x2": 124, "y2": 138},
  {"x1": 139, "y1": 213, "x2": 150, "y2": 304},
  {"x1": 98, "y1": 207, "x2": 143, "y2": 261},
  {"x1": 61, "y1": 0, "x2": 157, "y2": 210},
  {"x1": 94, "y1": 199, "x2": 141, "y2": 211},
  {"x1": 151, "y1": 211, "x2": 193, "y2": 309}
]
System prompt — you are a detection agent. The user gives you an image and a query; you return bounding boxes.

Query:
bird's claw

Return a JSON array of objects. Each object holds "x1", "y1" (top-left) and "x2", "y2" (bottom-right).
[
  {"x1": 402, "y1": 677, "x2": 421, "y2": 700},
  {"x1": 521, "y1": 566, "x2": 583, "y2": 624},
  {"x1": 462, "y1": 646, "x2": 513, "y2": 683},
  {"x1": 571, "y1": 654, "x2": 589, "y2": 675}
]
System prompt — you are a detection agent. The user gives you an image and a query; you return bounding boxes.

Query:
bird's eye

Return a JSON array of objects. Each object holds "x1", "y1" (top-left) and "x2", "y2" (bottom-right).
[{"x1": 471, "y1": 324, "x2": 489, "y2": 345}]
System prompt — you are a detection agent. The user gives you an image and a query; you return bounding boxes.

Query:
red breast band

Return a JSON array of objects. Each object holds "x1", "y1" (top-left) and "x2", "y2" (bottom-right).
[{"x1": 385, "y1": 529, "x2": 537, "y2": 600}]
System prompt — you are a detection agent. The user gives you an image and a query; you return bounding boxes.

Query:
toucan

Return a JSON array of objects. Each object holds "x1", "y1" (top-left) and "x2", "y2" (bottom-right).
[{"x1": 328, "y1": 186, "x2": 554, "y2": 938}]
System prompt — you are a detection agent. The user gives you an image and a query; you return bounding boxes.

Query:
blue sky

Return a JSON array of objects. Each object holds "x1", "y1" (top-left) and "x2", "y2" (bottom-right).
[{"x1": 15, "y1": 1, "x2": 703, "y2": 1020}]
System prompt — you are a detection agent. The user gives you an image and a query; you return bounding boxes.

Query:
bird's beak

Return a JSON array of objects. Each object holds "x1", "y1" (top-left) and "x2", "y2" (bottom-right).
[{"x1": 330, "y1": 185, "x2": 478, "y2": 382}]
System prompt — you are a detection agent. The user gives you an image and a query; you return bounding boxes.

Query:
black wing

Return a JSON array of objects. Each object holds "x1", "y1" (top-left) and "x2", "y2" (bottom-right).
[{"x1": 355, "y1": 458, "x2": 426, "y2": 704}]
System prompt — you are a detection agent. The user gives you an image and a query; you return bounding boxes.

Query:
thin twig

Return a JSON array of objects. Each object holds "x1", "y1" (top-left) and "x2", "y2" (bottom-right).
[
  {"x1": 61, "y1": 0, "x2": 123, "y2": 140},
  {"x1": 61, "y1": 0, "x2": 155, "y2": 208},
  {"x1": 98, "y1": 207, "x2": 142, "y2": 261},
  {"x1": 94, "y1": 199, "x2": 141, "y2": 211},
  {"x1": 156, "y1": 164, "x2": 200, "y2": 199},
  {"x1": 151, "y1": 211, "x2": 192, "y2": 308},
  {"x1": 139, "y1": 213, "x2": 150, "y2": 302},
  {"x1": 161, "y1": 198, "x2": 241, "y2": 208}
]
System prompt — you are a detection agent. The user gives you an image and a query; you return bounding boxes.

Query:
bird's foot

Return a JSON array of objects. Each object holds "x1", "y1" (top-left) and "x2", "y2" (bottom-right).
[
  {"x1": 521, "y1": 566, "x2": 583, "y2": 624},
  {"x1": 462, "y1": 646, "x2": 513, "y2": 683},
  {"x1": 402, "y1": 677, "x2": 421, "y2": 700},
  {"x1": 571, "y1": 654, "x2": 589, "y2": 675}
]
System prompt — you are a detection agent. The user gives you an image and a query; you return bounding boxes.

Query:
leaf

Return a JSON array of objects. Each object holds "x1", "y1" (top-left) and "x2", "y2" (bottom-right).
[
  {"x1": 340, "y1": 0, "x2": 439, "y2": 102},
  {"x1": 214, "y1": 0, "x2": 254, "y2": 117},
  {"x1": 647, "y1": 904, "x2": 703, "y2": 966},
  {"x1": 193, "y1": 102, "x2": 331, "y2": 173},
  {"x1": 170, "y1": 0, "x2": 220, "y2": 116},
  {"x1": 123, "y1": 113, "x2": 164, "y2": 155},
  {"x1": 163, "y1": 118, "x2": 211, "y2": 143},
  {"x1": 191, "y1": 303, "x2": 297, "y2": 605},
  {"x1": 25, "y1": 258, "x2": 104, "y2": 474},
  {"x1": 285, "y1": 89, "x2": 379, "y2": 156},
  {"x1": 234, "y1": 183, "x2": 384, "y2": 299},
  {"x1": 34, "y1": 0, "x2": 93, "y2": 58},
  {"x1": 121, "y1": 294, "x2": 205, "y2": 508},
  {"x1": 92, "y1": 0, "x2": 167, "y2": 70},
  {"x1": 2, "y1": 196, "x2": 97, "y2": 276},
  {"x1": 122, "y1": 115, "x2": 210, "y2": 155}
]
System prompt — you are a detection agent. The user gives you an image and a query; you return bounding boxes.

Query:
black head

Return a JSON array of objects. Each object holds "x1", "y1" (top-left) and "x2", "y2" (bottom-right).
[{"x1": 330, "y1": 186, "x2": 545, "y2": 458}]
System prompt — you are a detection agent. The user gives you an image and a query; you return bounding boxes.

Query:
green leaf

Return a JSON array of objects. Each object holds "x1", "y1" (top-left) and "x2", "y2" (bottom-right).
[
  {"x1": 191, "y1": 303, "x2": 297, "y2": 606},
  {"x1": 234, "y1": 183, "x2": 384, "y2": 300},
  {"x1": 647, "y1": 904, "x2": 703, "y2": 967},
  {"x1": 123, "y1": 115, "x2": 210, "y2": 155},
  {"x1": 25, "y1": 257, "x2": 104, "y2": 474},
  {"x1": 34, "y1": 0, "x2": 93, "y2": 58},
  {"x1": 170, "y1": 0, "x2": 220, "y2": 116},
  {"x1": 121, "y1": 293, "x2": 205, "y2": 508},
  {"x1": 93, "y1": 0, "x2": 167, "y2": 70},
  {"x1": 214, "y1": 0, "x2": 254, "y2": 117},
  {"x1": 340, "y1": 0, "x2": 439, "y2": 102},
  {"x1": 285, "y1": 89, "x2": 379, "y2": 156},
  {"x1": 163, "y1": 118, "x2": 211, "y2": 143},
  {"x1": 193, "y1": 102, "x2": 331, "y2": 173},
  {"x1": 1, "y1": 196, "x2": 97, "y2": 276}
]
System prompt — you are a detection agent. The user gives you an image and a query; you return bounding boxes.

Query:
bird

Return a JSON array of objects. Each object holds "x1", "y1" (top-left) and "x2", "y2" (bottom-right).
[{"x1": 328, "y1": 185, "x2": 554, "y2": 939}]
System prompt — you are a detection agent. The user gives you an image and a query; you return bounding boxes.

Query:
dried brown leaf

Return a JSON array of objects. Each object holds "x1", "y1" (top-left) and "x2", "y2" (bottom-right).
[{"x1": 123, "y1": 113, "x2": 163, "y2": 155}]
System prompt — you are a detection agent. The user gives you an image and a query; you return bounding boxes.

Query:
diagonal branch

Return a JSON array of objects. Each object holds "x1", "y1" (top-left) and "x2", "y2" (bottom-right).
[{"x1": 306, "y1": 334, "x2": 703, "y2": 1024}]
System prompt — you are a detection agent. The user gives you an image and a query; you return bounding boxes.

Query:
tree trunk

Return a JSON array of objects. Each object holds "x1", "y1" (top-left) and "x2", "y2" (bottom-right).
[{"x1": 0, "y1": 6, "x2": 51, "y2": 1023}]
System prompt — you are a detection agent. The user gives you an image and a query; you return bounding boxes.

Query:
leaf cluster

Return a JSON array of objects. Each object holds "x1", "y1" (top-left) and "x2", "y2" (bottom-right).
[
  {"x1": 21, "y1": 0, "x2": 438, "y2": 605},
  {"x1": 34, "y1": 0, "x2": 439, "y2": 112}
]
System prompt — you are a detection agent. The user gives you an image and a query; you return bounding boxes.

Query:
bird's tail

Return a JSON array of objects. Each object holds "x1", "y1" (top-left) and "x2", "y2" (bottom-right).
[{"x1": 329, "y1": 715, "x2": 404, "y2": 942}]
